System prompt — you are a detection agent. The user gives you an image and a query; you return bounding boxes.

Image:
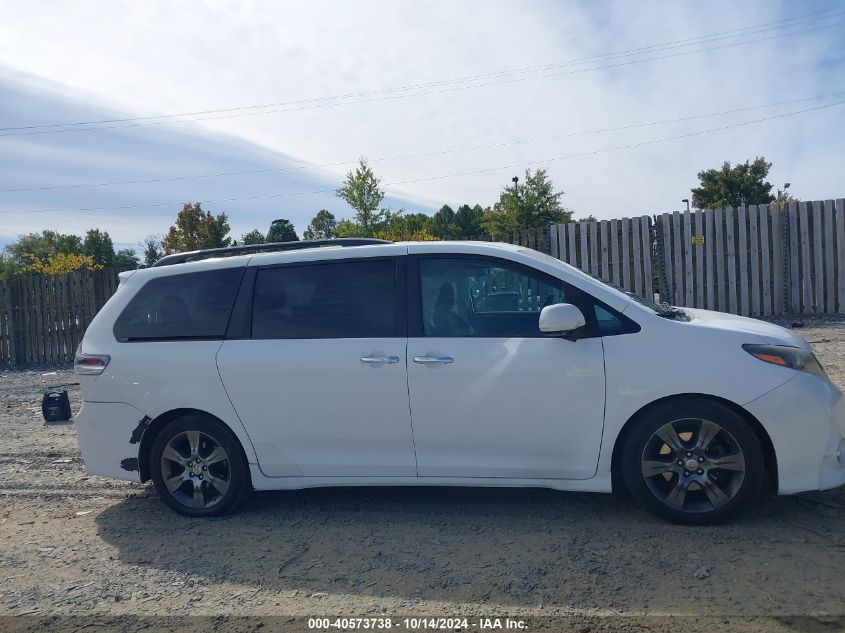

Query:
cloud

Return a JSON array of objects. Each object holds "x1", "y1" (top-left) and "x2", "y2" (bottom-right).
[{"x1": 0, "y1": 0, "x2": 843, "y2": 248}]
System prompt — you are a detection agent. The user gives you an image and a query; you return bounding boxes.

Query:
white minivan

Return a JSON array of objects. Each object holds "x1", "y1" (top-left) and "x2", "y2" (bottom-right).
[{"x1": 74, "y1": 239, "x2": 845, "y2": 524}]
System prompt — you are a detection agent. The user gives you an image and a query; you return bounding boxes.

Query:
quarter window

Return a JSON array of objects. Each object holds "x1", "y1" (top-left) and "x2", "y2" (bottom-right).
[
  {"x1": 113, "y1": 268, "x2": 244, "y2": 341},
  {"x1": 252, "y1": 260, "x2": 397, "y2": 339},
  {"x1": 418, "y1": 258, "x2": 567, "y2": 337}
]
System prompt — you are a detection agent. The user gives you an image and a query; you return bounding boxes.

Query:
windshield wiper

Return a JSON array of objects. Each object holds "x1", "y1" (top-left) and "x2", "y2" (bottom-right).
[{"x1": 655, "y1": 304, "x2": 691, "y2": 321}]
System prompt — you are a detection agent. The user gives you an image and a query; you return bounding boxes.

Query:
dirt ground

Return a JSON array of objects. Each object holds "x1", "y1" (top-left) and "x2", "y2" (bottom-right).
[{"x1": 1, "y1": 317, "x2": 845, "y2": 633}]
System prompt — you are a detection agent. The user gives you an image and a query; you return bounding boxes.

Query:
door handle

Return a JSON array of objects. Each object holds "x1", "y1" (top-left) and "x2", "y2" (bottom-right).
[
  {"x1": 360, "y1": 355, "x2": 400, "y2": 364},
  {"x1": 413, "y1": 355, "x2": 454, "y2": 365}
]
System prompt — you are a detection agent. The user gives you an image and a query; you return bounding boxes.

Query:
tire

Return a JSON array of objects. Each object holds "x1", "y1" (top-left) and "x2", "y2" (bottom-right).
[
  {"x1": 620, "y1": 398, "x2": 764, "y2": 525},
  {"x1": 150, "y1": 414, "x2": 251, "y2": 517}
]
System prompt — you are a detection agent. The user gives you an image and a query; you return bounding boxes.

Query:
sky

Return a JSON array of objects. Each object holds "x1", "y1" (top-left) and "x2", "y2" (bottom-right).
[{"x1": 0, "y1": 0, "x2": 844, "y2": 252}]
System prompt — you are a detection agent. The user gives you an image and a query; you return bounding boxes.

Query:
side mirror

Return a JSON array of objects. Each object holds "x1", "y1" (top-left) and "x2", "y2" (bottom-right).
[{"x1": 539, "y1": 303, "x2": 586, "y2": 339}]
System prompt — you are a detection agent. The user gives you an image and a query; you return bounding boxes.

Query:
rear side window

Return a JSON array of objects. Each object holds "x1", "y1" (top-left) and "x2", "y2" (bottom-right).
[
  {"x1": 252, "y1": 260, "x2": 396, "y2": 339},
  {"x1": 113, "y1": 268, "x2": 244, "y2": 341}
]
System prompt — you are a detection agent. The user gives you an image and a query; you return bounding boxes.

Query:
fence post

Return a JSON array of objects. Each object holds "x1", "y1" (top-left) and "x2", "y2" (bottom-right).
[{"x1": 7, "y1": 278, "x2": 23, "y2": 367}]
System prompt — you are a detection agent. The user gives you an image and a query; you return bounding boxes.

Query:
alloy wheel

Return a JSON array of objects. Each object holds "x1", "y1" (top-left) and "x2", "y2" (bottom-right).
[
  {"x1": 159, "y1": 430, "x2": 231, "y2": 510},
  {"x1": 640, "y1": 417, "x2": 746, "y2": 514}
]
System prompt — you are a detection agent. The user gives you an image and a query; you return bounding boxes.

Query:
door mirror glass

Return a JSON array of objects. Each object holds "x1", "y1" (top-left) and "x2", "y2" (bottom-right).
[{"x1": 539, "y1": 303, "x2": 585, "y2": 336}]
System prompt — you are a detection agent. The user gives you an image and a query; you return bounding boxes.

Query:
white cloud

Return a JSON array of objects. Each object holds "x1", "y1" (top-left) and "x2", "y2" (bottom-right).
[{"x1": 0, "y1": 0, "x2": 843, "y2": 246}]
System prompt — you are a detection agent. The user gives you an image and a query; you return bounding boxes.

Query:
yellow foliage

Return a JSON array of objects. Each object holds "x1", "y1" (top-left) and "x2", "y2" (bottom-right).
[
  {"x1": 20, "y1": 252, "x2": 103, "y2": 275},
  {"x1": 373, "y1": 228, "x2": 438, "y2": 242}
]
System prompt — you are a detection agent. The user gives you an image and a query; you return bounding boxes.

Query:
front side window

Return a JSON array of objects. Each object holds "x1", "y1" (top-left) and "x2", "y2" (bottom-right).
[
  {"x1": 252, "y1": 259, "x2": 397, "y2": 339},
  {"x1": 419, "y1": 258, "x2": 567, "y2": 337},
  {"x1": 113, "y1": 268, "x2": 244, "y2": 341}
]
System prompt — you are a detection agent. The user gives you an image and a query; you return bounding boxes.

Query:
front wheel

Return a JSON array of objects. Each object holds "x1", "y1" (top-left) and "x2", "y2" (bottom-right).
[
  {"x1": 150, "y1": 415, "x2": 251, "y2": 517},
  {"x1": 621, "y1": 399, "x2": 765, "y2": 525}
]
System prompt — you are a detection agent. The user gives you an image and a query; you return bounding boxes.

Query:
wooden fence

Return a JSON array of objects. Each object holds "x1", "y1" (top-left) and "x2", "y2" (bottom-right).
[
  {"x1": 549, "y1": 215, "x2": 654, "y2": 300},
  {"x1": 657, "y1": 200, "x2": 845, "y2": 316},
  {"x1": 548, "y1": 198, "x2": 845, "y2": 317},
  {"x1": 0, "y1": 268, "x2": 122, "y2": 367}
]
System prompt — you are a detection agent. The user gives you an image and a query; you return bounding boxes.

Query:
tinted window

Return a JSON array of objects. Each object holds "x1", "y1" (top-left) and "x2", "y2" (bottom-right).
[
  {"x1": 590, "y1": 301, "x2": 640, "y2": 336},
  {"x1": 114, "y1": 268, "x2": 244, "y2": 341},
  {"x1": 252, "y1": 260, "x2": 396, "y2": 339},
  {"x1": 419, "y1": 258, "x2": 566, "y2": 337}
]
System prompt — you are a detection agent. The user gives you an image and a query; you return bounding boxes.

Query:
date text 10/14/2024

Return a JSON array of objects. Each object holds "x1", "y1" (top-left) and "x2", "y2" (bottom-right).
[{"x1": 307, "y1": 617, "x2": 528, "y2": 630}]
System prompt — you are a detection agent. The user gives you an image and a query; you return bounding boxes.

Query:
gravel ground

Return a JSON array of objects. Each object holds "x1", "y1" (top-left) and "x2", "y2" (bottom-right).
[{"x1": 1, "y1": 318, "x2": 845, "y2": 633}]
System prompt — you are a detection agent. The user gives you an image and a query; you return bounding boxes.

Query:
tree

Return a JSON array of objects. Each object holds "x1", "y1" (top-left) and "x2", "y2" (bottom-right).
[
  {"x1": 5, "y1": 230, "x2": 82, "y2": 267},
  {"x1": 140, "y1": 235, "x2": 164, "y2": 267},
  {"x1": 482, "y1": 169, "x2": 570, "y2": 235},
  {"x1": 333, "y1": 219, "x2": 363, "y2": 238},
  {"x1": 163, "y1": 203, "x2": 231, "y2": 254},
  {"x1": 113, "y1": 248, "x2": 140, "y2": 269},
  {"x1": 775, "y1": 190, "x2": 799, "y2": 206},
  {"x1": 21, "y1": 253, "x2": 102, "y2": 275},
  {"x1": 0, "y1": 253, "x2": 18, "y2": 280},
  {"x1": 374, "y1": 213, "x2": 437, "y2": 241},
  {"x1": 429, "y1": 204, "x2": 488, "y2": 239},
  {"x1": 241, "y1": 229, "x2": 266, "y2": 245},
  {"x1": 266, "y1": 219, "x2": 299, "y2": 242},
  {"x1": 690, "y1": 157, "x2": 775, "y2": 209},
  {"x1": 303, "y1": 210, "x2": 337, "y2": 240},
  {"x1": 453, "y1": 204, "x2": 487, "y2": 239},
  {"x1": 430, "y1": 205, "x2": 457, "y2": 239},
  {"x1": 336, "y1": 158, "x2": 389, "y2": 236},
  {"x1": 82, "y1": 229, "x2": 115, "y2": 267}
]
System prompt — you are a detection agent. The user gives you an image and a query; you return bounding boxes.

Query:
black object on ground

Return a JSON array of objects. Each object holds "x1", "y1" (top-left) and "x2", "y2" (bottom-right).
[{"x1": 42, "y1": 390, "x2": 72, "y2": 423}]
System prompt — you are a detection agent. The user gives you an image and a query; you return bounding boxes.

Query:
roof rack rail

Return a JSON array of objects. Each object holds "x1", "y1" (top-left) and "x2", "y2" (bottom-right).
[{"x1": 151, "y1": 238, "x2": 392, "y2": 267}]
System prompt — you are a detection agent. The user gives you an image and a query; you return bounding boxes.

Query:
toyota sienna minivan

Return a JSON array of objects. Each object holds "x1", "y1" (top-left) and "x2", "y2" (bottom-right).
[{"x1": 74, "y1": 238, "x2": 845, "y2": 524}]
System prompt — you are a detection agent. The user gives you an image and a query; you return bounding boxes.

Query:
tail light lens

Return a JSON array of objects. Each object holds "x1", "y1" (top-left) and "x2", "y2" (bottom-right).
[{"x1": 74, "y1": 353, "x2": 111, "y2": 375}]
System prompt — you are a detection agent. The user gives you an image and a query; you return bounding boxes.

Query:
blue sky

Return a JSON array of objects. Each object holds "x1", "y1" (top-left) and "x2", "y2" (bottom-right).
[{"x1": 1, "y1": 0, "x2": 843, "y2": 252}]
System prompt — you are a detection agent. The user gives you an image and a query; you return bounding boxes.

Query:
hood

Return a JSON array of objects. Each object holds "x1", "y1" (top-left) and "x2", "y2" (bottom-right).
[{"x1": 682, "y1": 308, "x2": 811, "y2": 351}]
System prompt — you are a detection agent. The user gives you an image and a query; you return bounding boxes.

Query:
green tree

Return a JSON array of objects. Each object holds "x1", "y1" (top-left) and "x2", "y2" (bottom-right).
[
  {"x1": 336, "y1": 158, "x2": 389, "y2": 236},
  {"x1": 775, "y1": 190, "x2": 799, "y2": 206},
  {"x1": 482, "y1": 169, "x2": 570, "y2": 235},
  {"x1": 690, "y1": 157, "x2": 775, "y2": 209},
  {"x1": 82, "y1": 229, "x2": 115, "y2": 267},
  {"x1": 453, "y1": 204, "x2": 487, "y2": 239},
  {"x1": 5, "y1": 230, "x2": 82, "y2": 267},
  {"x1": 163, "y1": 203, "x2": 231, "y2": 254},
  {"x1": 113, "y1": 248, "x2": 140, "y2": 269},
  {"x1": 333, "y1": 219, "x2": 362, "y2": 238},
  {"x1": 266, "y1": 219, "x2": 299, "y2": 242},
  {"x1": 303, "y1": 210, "x2": 337, "y2": 240},
  {"x1": 375, "y1": 212, "x2": 436, "y2": 241},
  {"x1": 241, "y1": 229, "x2": 266, "y2": 245},
  {"x1": 140, "y1": 235, "x2": 164, "y2": 267},
  {"x1": 0, "y1": 253, "x2": 18, "y2": 280},
  {"x1": 430, "y1": 205, "x2": 457, "y2": 239}
]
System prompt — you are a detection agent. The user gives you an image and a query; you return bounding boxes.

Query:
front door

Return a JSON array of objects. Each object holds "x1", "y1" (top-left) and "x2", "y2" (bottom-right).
[
  {"x1": 217, "y1": 257, "x2": 416, "y2": 477},
  {"x1": 406, "y1": 253, "x2": 606, "y2": 480}
]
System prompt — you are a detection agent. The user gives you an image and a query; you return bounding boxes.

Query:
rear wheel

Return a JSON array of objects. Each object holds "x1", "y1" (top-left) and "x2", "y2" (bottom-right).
[
  {"x1": 150, "y1": 415, "x2": 251, "y2": 517},
  {"x1": 621, "y1": 399, "x2": 764, "y2": 525}
]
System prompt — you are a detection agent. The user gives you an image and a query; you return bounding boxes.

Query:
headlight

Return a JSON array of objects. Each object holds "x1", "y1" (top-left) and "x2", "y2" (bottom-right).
[{"x1": 742, "y1": 344, "x2": 828, "y2": 379}]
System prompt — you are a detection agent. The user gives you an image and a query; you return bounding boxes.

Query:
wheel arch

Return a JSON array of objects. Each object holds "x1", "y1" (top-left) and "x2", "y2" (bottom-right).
[
  {"x1": 610, "y1": 393, "x2": 778, "y2": 493},
  {"x1": 137, "y1": 408, "x2": 251, "y2": 483}
]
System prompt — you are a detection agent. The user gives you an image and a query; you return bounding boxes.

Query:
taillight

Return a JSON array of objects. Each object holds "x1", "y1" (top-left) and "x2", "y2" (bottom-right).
[{"x1": 74, "y1": 353, "x2": 111, "y2": 375}]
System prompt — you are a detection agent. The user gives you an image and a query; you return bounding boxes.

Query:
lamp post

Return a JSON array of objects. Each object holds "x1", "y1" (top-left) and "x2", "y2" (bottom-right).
[{"x1": 682, "y1": 198, "x2": 690, "y2": 212}]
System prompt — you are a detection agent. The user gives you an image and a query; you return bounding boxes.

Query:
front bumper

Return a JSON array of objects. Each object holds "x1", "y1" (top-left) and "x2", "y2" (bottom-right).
[
  {"x1": 75, "y1": 401, "x2": 147, "y2": 482},
  {"x1": 744, "y1": 372, "x2": 845, "y2": 494}
]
